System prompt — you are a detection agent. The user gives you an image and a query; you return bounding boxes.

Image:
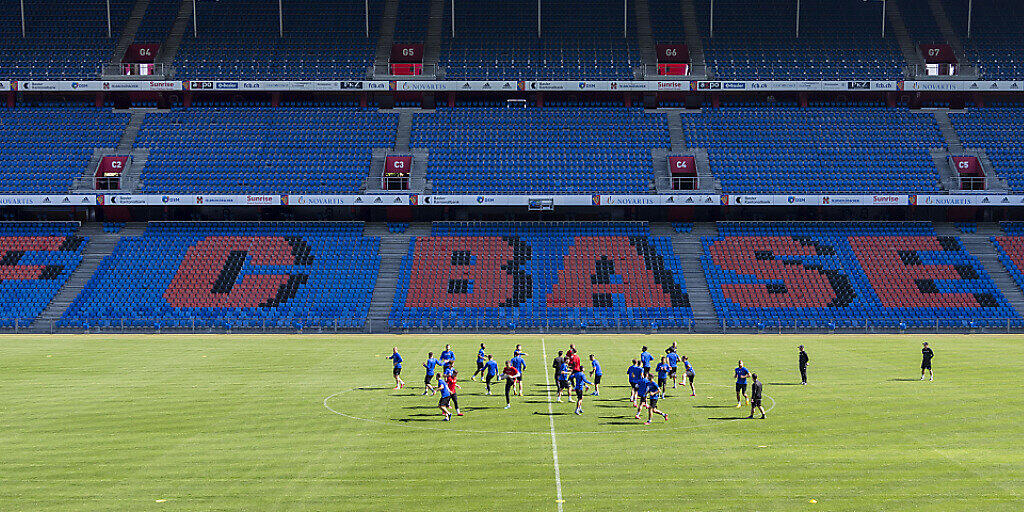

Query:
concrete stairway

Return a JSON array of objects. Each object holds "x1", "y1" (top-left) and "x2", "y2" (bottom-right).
[
  {"x1": 927, "y1": 0, "x2": 967, "y2": 61},
  {"x1": 886, "y1": 1, "x2": 926, "y2": 74},
  {"x1": 632, "y1": 0, "x2": 657, "y2": 77},
  {"x1": 651, "y1": 222, "x2": 718, "y2": 330},
  {"x1": 679, "y1": 0, "x2": 707, "y2": 78},
  {"x1": 932, "y1": 110, "x2": 1008, "y2": 191},
  {"x1": 372, "y1": 0, "x2": 401, "y2": 77},
  {"x1": 364, "y1": 222, "x2": 429, "y2": 331},
  {"x1": 422, "y1": 0, "x2": 446, "y2": 73},
  {"x1": 107, "y1": 0, "x2": 152, "y2": 70},
  {"x1": 156, "y1": 0, "x2": 194, "y2": 74},
  {"x1": 31, "y1": 223, "x2": 146, "y2": 332},
  {"x1": 935, "y1": 223, "x2": 1024, "y2": 316}
]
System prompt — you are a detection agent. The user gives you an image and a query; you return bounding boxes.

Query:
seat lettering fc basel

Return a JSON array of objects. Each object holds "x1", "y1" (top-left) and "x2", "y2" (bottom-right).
[
  {"x1": 702, "y1": 222, "x2": 1016, "y2": 329},
  {"x1": 61, "y1": 222, "x2": 379, "y2": 329},
  {"x1": 0, "y1": 223, "x2": 87, "y2": 327},
  {"x1": 390, "y1": 222, "x2": 692, "y2": 330}
]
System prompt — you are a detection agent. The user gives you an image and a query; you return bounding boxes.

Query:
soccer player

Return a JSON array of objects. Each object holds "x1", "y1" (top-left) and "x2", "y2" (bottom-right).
[
  {"x1": 567, "y1": 348, "x2": 582, "y2": 372},
  {"x1": 387, "y1": 347, "x2": 405, "y2": 390},
  {"x1": 747, "y1": 373, "x2": 766, "y2": 419},
  {"x1": 472, "y1": 343, "x2": 487, "y2": 381},
  {"x1": 501, "y1": 361, "x2": 520, "y2": 409},
  {"x1": 734, "y1": 360, "x2": 751, "y2": 407},
  {"x1": 588, "y1": 354, "x2": 602, "y2": 396},
  {"x1": 798, "y1": 345, "x2": 809, "y2": 385},
  {"x1": 555, "y1": 359, "x2": 570, "y2": 402},
  {"x1": 682, "y1": 355, "x2": 696, "y2": 396},
  {"x1": 627, "y1": 359, "x2": 643, "y2": 405},
  {"x1": 445, "y1": 367, "x2": 463, "y2": 416},
  {"x1": 666, "y1": 348, "x2": 680, "y2": 388},
  {"x1": 440, "y1": 344, "x2": 455, "y2": 365},
  {"x1": 436, "y1": 374, "x2": 452, "y2": 421},
  {"x1": 665, "y1": 341, "x2": 678, "y2": 355},
  {"x1": 920, "y1": 342, "x2": 934, "y2": 381},
  {"x1": 569, "y1": 368, "x2": 593, "y2": 415},
  {"x1": 422, "y1": 352, "x2": 441, "y2": 395},
  {"x1": 639, "y1": 346, "x2": 654, "y2": 377},
  {"x1": 656, "y1": 356, "x2": 670, "y2": 398},
  {"x1": 510, "y1": 352, "x2": 526, "y2": 396},
  {"x1": 514, "y1": 344, "x2": 529, "y2": 357},
  {"x1": 642, "y1": 377, "x2": 669, "y2": 425},
  {"x1": 552, "y1": 350, "x2": 565, "y2": 378},
  {"x1": 634, "y1": 377, "x2": 651, "y2": 419},
  {"x1": 484, "y1": 355, "x2": 499, "y2": 395}
]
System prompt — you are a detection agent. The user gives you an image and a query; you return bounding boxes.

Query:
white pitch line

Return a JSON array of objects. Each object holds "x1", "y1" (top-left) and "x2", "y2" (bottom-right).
[{"x1": 540, "y1": 338, "x2": 564, "y2": 512}]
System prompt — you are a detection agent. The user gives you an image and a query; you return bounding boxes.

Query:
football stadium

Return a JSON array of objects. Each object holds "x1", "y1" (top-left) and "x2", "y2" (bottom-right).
[{"x1": 2, "y1": 0, "x2": 1024, "y2": 510}]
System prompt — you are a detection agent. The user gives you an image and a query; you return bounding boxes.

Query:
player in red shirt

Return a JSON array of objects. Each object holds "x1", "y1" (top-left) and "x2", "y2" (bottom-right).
[
  {"x1": 567, "y1": 349, "x2": 582, "y2": 372},
  {"x1": 445, "y1": 368, "x2": 463, "y2": 416},
  {"x1": 501, "y1": 361, "x2": 521, "y2": 409}
]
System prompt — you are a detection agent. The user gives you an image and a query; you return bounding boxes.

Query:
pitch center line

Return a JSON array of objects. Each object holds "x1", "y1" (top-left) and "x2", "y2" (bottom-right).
[{"x1": 540, "y1": 338, "x2": 564, "y2": 512}]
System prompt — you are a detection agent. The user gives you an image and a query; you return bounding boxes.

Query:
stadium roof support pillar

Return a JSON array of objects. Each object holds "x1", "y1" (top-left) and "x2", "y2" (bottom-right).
[
  {"x1": 279, "y1": 0, "x2": 283, "y2": 37},
  {"x1": 881, "y1": 0, "x2": 886, "y2": 37},
  {"x1": 451, "y1": 0, "x2": 455, "y2": 37},
  {"x1": 106, "y1": 0, "x2": 112, "y2": 38},
  {"x1": 365, "y1": 0, "x2": 369, "y2": 37},
  {"x1": 193, "y1": 0, "x2": 198, "y2": 38},
  {"x1": 623, "y1": 0, "x2": 627, "y2": 38},
  {"x1": 537, "y1": 0, "x2": 541, "y2": 37},
  {"x1": 967, "y1": 0, "x2": 973, "y2": 38},
  {"x1": 19, "y1": 0, "x2": 25, "y2": 37},
  {"x1": 709, "y1": 0, "x2": 714, "y2": 38},
  {"x1": 795, "y1": 0, "x2": 800, "y2": 38}
]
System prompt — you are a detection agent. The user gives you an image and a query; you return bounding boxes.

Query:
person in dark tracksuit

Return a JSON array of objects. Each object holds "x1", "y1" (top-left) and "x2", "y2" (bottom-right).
[
  {"x1": 798, "y1": 345, "x2": 809, "y2": 385},
  {"x1": 747, "y1": 373, "x2": 765, "y2": 419},
  {"x1": 921, "y1": 342, "x2": 934, "y2": 381}
]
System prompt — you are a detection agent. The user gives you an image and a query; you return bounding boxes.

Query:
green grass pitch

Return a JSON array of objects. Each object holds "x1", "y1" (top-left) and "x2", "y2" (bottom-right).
[{"x1": 2, "y1": 333, "x2": 1022, "y2": 511}]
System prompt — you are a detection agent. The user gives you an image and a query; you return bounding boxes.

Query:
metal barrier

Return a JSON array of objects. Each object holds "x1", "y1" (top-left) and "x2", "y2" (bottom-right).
[
  {"x1": 9, "y1": 316, "x2": 1022, "y2": 335},
  {"x1": 101, "y1": 63, "x2": 170, "y2": 78}
]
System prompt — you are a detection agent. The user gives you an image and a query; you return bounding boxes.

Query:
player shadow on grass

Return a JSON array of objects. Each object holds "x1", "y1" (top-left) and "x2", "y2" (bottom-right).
[
  {"x1": 692, "y1": 405, "x2": 736, "y2": 409},
  {"x1": 533, "y1": 411, "x2": 570, "y2": 416},
  {"x1": 355, "y1": 386, "x2": 392, "y2": 391},
  {"x1": 889, "y1": 378, "x2": 922, "y2": 382},
  {"x1": 707, "y1": 416, "x2": 751, "y2": 421},
  {"x1": 765, "y1": 382, "x2": 802, "y2": 386}
]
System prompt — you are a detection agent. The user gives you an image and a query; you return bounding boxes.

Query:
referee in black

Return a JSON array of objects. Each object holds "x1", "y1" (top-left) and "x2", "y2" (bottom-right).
[
  {"x1": 798, "y1": 345, "x2": 809, "y2": 385},
  {"x1": 920, "y1": 342, "x2": 934, "y2": 381}
]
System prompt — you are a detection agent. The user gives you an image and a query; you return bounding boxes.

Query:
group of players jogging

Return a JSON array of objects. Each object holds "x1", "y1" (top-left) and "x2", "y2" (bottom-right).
[{"x1": 385, "y1": 340, "x2": 936, "y2": 423}]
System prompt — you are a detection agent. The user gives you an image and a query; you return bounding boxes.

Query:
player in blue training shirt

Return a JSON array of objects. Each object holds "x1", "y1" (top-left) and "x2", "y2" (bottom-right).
[
  {"x1": 472, "y1": 343, "x2": 487, "y2": 381},
  {"x1": 682, "y1": 355, "x2": 696, "y2": 396},
  {"x1": 588, "y1": 354, "x2": 602, "y2": 396},
  {"x1": 734, "y1": 360, "x2": 751, "y2": 407},
  {"x1": 510, "y1": 354, "x2": 526, "y2": 396},
  {"x1": 642, "y1": 377, "x2": 669, "y2": 425},
  {"x1": 634, "y1": 377, "x2": 651, "y2": 419},
  {"x1": 440, "y1": 344, "x2": 455, "y2": 365},
  {"x1": 665, "y1": 349, "x2": 680, "y2": 389},
  {"x1": 484, "y1": 355, "x2": 499, "y2": 395},
  {"x1": 639, "y1": 346, "x2": 654, "y2": 377},
  {"x1": 570, "y1": 369, "x2": 593, "y2": 415},
  {"x1": 422, "y1": 352, "x2": 442, "y2": 395},
  {"x1": 387, "y1": 347, "x2": 405, "y2": 390},
  {"x1": 555, "y1": 360, "x2": 570, "y2": 402},
  {"x1": 436, "y1": 374, "x2": 453, "y2": 421},
  {"x1": 627, "y1": 359, "x2": 643, "y2": 405},
  {"x1": 656, "y1": 356, "x2": 671, "y2": 398}
]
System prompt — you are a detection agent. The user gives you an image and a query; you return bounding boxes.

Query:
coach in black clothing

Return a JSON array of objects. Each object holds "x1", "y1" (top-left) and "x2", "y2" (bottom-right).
[
  {"x1": 747, "y1": 373, "x2": 765, "y2": 419},
  {"x1": 921, "y1": 342, "x2": 934, "y2": 381},
  {"x1": 798, "y1": 345, "x2": 809, "y2": 384},
  {"x1": 552, "y1": 350, "x2": 565, "y2": 375}
]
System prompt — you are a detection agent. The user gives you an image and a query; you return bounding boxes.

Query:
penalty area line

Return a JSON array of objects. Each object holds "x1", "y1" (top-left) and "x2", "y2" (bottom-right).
[{"x1": 541, "y1": 338, "x2": 564, "y2": 512}]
